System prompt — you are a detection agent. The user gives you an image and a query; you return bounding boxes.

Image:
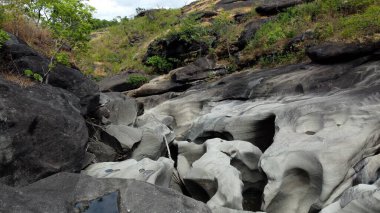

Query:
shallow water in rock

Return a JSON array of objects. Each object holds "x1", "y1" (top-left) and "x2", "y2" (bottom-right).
[{"x1": 74, "y1": 191, "x2": 119, "y2": 213}]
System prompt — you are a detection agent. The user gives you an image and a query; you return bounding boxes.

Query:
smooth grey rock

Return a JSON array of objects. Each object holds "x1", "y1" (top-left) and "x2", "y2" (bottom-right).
[
  {"x1": 320, "y1": 182, "x2": 380, "y2": 213},
  {"x1": 145, "y1": 58, "x2": 380, "y2": 212},
  {"x1": 0, "y1": 172, "x2": 212, "y2": 213},
  {"x1": 127, "y1": 74, "x2": 191, "y2": 97},
  {"x1": 132, "y1": 129, "x2": 167, "y2": 161},
  {"x1": 178, "y1": 139, "x2": 265, "y2": 210},
  {"x1": 83, "y1": 157, "x2": 174, "y2": 188},
  {"x1": 104, "y1": 124, "x2": 142, "y2": 150},
  {"x1": 133, "y1": 113, "x2": 176, "y2": 160},
  {"x1": 0, "y1": 77, "x2": 89, "y2": 187},
  {"x1": 98, "y1": 92, "x2": 138, "y2": 126}
]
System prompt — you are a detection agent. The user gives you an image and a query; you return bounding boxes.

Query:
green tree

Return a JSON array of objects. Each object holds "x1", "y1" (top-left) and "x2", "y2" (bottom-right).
[{"x1": 29, "y1": 0, "x2": 94, "y2": 81}]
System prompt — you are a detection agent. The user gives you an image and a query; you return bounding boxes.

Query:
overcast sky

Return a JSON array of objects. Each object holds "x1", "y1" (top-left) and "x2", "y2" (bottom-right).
[{"x1": 88, "y1": 0, "x2": 196, "y2": 20}]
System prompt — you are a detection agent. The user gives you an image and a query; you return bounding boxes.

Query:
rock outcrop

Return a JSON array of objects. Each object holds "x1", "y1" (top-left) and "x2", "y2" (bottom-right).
[
  {"x1": 0, "y1": 33, "x2": 99, "y2": 114},
  {"x1": 143, "y1": 57, "x2": 380, "y2": 212},
  {"x1": 98, "y1": 70, "x2": 147, "y2": 92},
  {"x1": 256, "y1": 0, "x2": 313, "y2": 16},
  {"x1": 0, "y1": 77, "x2": 91, "y2": 187},
  {"x1": 306, "y1": 42, "x2": 380, "y2": 64},
  {"x1": 144, "y1": 34, "x2": 209, "y2": 69}
]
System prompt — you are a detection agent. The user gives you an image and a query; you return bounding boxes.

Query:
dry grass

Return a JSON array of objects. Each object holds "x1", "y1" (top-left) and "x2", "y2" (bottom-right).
[
  {"x1": 1, "y1": 16, "x2": 54, "y2": 57},
  {"x1": 1, "y1": 71, "x2": 36, "y2": 88}
]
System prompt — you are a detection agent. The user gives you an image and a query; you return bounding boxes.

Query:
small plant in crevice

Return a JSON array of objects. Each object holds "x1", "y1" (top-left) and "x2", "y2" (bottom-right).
[
  {"x1": 0, "y1": 29, "x2": 9, "y2": 48},
  {"x1": 127, "y1": 74, "x2": 148, "y2": 87},
  {"x1": 24, "y1": 69, "x2": 43, "y2": 83}
]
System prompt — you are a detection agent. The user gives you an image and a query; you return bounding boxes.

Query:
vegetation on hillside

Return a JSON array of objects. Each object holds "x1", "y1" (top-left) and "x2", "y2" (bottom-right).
[
  {"x1": 1, "y1": 0, "x2": 379, "y2": 80},
  {"x1": 241, "y1": 0, "x2": 380, "y2": 67}
]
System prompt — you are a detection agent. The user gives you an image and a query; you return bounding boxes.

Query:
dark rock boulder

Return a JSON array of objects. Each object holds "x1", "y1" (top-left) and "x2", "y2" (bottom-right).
[
  {"x1": 236, "y1": 18, "x2": 272, "y2": 50},
  {"x1": 0, "y1": 33, "x2": 99, "y2": 114},
  {"x1": 256, "y1": 0, "x2": 313, "y2": 16},
  {"x1": 144, "y1": 34, "x2": 209, "y2": 69},
  {"x1": 216, "y1": 0, "x2": 256, "y2": 10},
  {"x1": 171, "y1": 56, "x2": 227, "y2": 83},
  {"x1": 306, "y1": 42, "x2": 380, "y2": 64},
  {"x1": 0, "y1": 172, "x2": 212, "y2": 213},
  {"x1": 87, "y1": 141, "x2": 117, "y2": 162},
  {"x1": 0, "y1": 77, "x2": 90, "y2": 187},
  {"x1": 98, "y1": 70, "x2": 147, "y2": 92},
  {"x1": 193, "y1": 11, "x2": 218, "y2": 21}
]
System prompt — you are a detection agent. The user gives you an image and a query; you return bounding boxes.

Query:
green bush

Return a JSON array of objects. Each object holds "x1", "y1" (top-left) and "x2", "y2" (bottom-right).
[
  {"x1": 146, "y1": 56, "x2": 174, "y2": 73},
  {"x1": 127, "y1": 74, "x2": 148, "y2": 87},
  {"x1": 55, "y1": 52, "x2": 70, "y2": 66},
  {"x1": 0, "y1": 29, "x2": 9, "y2": 48}
]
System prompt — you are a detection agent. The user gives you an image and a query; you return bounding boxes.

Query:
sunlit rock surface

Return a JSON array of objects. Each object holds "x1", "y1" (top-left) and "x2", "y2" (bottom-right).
[{"x1": 83, "y1": 157, "x2": 174, "y2": 188}]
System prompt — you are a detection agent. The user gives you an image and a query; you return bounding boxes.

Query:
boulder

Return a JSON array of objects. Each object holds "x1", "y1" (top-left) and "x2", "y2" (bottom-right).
[
  {"x1": 193, "y1": 11, "x2": 219, "y2": 21},
  {"x1": 171, "y1": 56, "x2": 227, "y2": 83},
  {"x1": 256, "y1": 0, "x2": 313, "y2": 16},
  {"x1": 216, "y1": 0, "x2": 257, "y2": 10},
  {"x1": 128, "y1": 74, "x2": 191, "y2": 97},
  {"x1": 98, "y1": 70, "x2": 147, "y2": 92},
  {"x1": 0, "y1": 33, "x2": 99, "y2": 114},
  {"x1": 177, "y1": 139, "x2": 265, "y2": 211},
  {"x1": 98, "y1": 92, "x2": 139, "y2": 126},
  {"x1": 103, "y1": 124, "x2": 142, "y2": 152},
  {"x1": 87, "y1": 141, "x2": 117, "y2": 162},
  {"x1": 0, "y1": 172, "x2": 212, "y2": 213},
  {"x1": 83, "y1": 157, "x2": 174, "y2": 188},
  {"x1": 306, "y1": 42, "x2": 380, "y2": 64},
  {"x1": 0, "y1": 77, "x2": 90, "y2": 186},
  {"x1": 132, "y1": 113, "x2": 176, "y2": 160}
]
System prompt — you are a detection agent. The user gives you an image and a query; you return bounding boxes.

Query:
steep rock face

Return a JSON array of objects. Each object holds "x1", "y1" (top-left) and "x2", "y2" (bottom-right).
[
  {"x1": 0, "y1": 33, "x2": 99, "y2": 114},
  {"x1": 0, "y1": 172, "x2": 212, "y2": 213},
  {"x1": 0, "y1": 77, "x2": 90, "y2": 187}
]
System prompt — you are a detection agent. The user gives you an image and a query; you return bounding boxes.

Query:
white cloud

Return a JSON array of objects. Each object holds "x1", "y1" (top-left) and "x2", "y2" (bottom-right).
[{"x1": 88, "y1": 0, "x2": 196, "y2": 20}]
